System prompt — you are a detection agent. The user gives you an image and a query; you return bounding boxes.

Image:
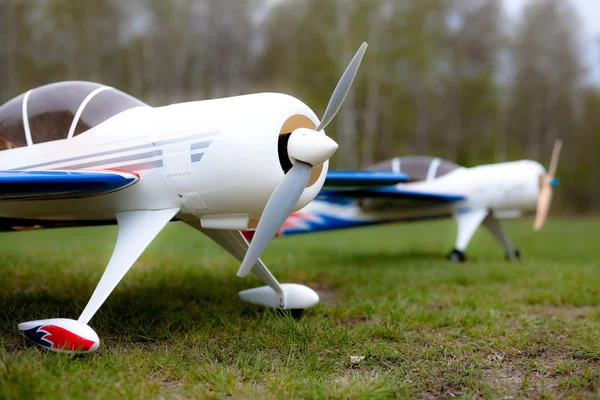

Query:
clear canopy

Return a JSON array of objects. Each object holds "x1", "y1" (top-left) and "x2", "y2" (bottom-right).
[
  {"x1": 0, "y1": 81, "x2": 147, "y2": 150},
  {"x1": 366, "y1": 156, "x2": 461, "y2": 182}
]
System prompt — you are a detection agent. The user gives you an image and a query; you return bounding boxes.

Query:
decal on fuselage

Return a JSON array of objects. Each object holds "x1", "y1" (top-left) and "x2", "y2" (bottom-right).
[{"x1": 13, "y1": 131, "x2": 217, "y2": 173}]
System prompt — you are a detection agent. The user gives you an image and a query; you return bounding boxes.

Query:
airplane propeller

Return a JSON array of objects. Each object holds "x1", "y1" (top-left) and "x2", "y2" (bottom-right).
[
  {"x1": 236, "y1": 42, "x2": 368, "y2": 277},
  {"x1": 533, "y1": 139, "x2": 562, "y2": 232}
]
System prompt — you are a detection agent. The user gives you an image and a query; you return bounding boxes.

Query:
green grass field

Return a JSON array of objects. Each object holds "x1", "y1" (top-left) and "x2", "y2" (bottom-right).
[{"x1": 1, "y1": 218, "x2": 599, "y2": 399}]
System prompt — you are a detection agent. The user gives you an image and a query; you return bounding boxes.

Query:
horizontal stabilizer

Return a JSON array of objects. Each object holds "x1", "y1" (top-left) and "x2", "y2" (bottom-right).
[
  {"x1": 324, "y1": 170, "x2": 408, "y2": 188},
  {"x1": 0, "y1": 170, "x2": 139, "y2": 200}
]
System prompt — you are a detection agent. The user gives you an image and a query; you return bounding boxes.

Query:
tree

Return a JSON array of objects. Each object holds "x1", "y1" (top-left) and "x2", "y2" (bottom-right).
[
  {"x1": 439, "y1": 0, "x2": 503, "y2": 165},
  {"x1": 0, "y1": 0, "x2": 36, "y2": 100},
  {"x1": 506, "y1": 0, "x2": 583, "y2": 161}
]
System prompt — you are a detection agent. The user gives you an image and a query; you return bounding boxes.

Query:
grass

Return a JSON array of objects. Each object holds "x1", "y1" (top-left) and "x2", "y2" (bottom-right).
[{"x1": 1, "y1": 217, "x2": 600, "y2": 399}]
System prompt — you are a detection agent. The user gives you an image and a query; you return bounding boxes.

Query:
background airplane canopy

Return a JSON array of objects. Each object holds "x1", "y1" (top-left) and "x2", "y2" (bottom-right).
[{"x1": 366, "y1": 156, "x2": 461, "y2": 183}]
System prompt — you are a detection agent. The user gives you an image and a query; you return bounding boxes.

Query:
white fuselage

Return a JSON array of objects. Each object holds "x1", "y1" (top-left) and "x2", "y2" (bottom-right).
[
  {"x1": 0, "y1": 93, "x2": 327, "y2": 229},
  {"x1": 407, "y1": 160, "x2": 545, "y2": 212}
]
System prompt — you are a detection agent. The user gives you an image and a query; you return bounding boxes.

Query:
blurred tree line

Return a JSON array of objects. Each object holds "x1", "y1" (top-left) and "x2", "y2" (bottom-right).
[{"x1": 0, "y1": 0, "x2": 598, "y2": 212}]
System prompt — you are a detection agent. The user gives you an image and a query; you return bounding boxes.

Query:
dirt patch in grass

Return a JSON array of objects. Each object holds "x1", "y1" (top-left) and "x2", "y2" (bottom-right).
[
  {"x1": 333, "y1": 368, "x2": 380, "y2": 385},
  {"x1": 145, "y1": 372, "x2": 186, "y2": 397},
  {"x1": 336, "y1": 314, "x2": 374, "y2": 326},
  {"x1": 315, "y1": 287, "x2": 336, "y2": 305},
  {"x1": 482, "y1": 347, "x2": 597, "y2": 397},
  {"x1": 533, "y1": 305, "x2": 600, "y2": 321},
  {"x1": 484, "y1": 358, "x2": 556, "y2": 393},
  {"x1": 414, "y1": 369, "x2": 471, "y2": 399},
  {"x1": 294, "y1": 281, "x2": 337, "y2": 305},
  {"x1": 158, "y1": 378, "x2": 184, "y2": 393},
  {"x1": 419, "y1": 389, "x2": 465, "y2": 399},
  {"x1": 1, "y1": 337, "x2": 28, "y2": 356}
]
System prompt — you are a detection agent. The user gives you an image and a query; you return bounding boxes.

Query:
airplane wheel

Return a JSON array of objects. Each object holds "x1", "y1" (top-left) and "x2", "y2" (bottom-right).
[
  {"x1": 275, "y1": 308, "x2": 305, "y2": 319},
  {"x1": 447, "y1": 249, "x2": 466, "y2": 263},
  {"x1": 506, "y1": 249, "x2": 521, "y2": 260},
  {"x1": 289, "y1": 309, "x2": 305, "y2": 319}
]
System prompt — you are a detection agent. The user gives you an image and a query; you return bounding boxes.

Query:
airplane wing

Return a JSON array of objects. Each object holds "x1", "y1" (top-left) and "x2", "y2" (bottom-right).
[
  {"x1": 318, "y1": 185, "x2": 465, "y2": 208},
  {"x1": 323, "y1": 170, "x2": 408, "y2": 188},
  {"x1": 0, "y1": 170, "x2": 139, "y2": 200}
]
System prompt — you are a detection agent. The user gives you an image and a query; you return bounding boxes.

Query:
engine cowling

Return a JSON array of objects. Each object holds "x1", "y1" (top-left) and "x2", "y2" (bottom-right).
[{"x1": 152, "y1": 93, "x2": 329, "y2": 226}]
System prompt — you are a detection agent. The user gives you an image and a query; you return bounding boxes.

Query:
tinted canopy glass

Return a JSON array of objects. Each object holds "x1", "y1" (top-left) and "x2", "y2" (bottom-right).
[
  {"x1": 366, "y1": 156, "x2": 461, "y2": 182},
  {"x1": 0, "y1": 81, "x2": 147, "y2": 150}
]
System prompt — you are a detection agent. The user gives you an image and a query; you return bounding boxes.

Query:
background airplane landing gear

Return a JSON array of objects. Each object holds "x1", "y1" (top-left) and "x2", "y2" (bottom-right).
[
  {"x1": 505, "y1": 249, "x2": 521, "y2": 260},
  {"x1": 447, "y1": 249, "x2": 467, "y2": 263}
]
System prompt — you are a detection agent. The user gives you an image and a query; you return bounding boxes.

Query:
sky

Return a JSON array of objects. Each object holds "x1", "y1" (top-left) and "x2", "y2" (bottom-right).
[{"x1": 504, "y1": 0, "x2": 600, "y2": 83}]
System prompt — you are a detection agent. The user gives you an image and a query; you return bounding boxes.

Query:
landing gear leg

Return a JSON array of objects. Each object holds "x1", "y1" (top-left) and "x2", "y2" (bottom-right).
[
  {"x1": 450, "y1": 208, "x2": 489, "y2": 263},
  {"x1": 482, "y1": 215, "x2": 520, "y2": 261},
  {"x1": 186, "y1": 222, "x2": 319, "y2": 312},
  {"x1": 18, "y1": 208, "x2": 179, "y2": 353}
]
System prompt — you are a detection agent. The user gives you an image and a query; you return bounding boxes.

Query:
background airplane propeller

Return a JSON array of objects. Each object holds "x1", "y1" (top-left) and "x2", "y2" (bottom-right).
[
  {"x1": 534, "y1": 139, "x2": 562, "y2": 231},
  {"x1": 236, "y1": 42, "x2": 368, "y2": 277}
]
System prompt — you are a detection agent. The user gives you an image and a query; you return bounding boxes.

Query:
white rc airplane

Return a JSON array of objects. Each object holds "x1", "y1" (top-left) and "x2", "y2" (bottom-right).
[
  {"x1": 0, "y1": 44, "x2": 371, "y2": 353},
  {"x1": 245, "y1": 142, "x2": 562, "y2": 263}
]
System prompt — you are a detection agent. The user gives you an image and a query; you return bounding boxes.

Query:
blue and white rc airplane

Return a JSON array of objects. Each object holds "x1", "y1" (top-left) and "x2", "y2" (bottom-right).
[
  {"x1": 0, "y1": 44, "x2": 377, "y2": 353},
  {"x1": 246, "y1": 142, "x2": 561, "y2": 263}
]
